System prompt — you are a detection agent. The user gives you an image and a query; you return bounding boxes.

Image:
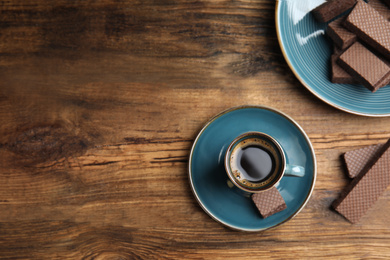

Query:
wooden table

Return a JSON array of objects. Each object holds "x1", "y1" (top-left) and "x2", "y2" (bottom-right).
[{"x1": 1, "y1": 0, "x2": 390, "y2": 259}]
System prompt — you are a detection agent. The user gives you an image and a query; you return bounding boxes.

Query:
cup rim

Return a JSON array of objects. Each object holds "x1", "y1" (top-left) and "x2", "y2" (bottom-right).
[{"x1": 224, "y1": 131, "x2": 287, "y2": 193}]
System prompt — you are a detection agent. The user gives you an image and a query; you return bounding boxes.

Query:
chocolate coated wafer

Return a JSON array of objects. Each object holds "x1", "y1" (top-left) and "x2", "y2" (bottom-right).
[
  {"x1": 331, "y1": 54, "x2": 356, "y2": 84},
  {"x1": 338, "y1": 42, "x2": 390, "y2": 91},
  {"x1": 251, "y1": 187, "x2": 286, "y2": 218},
  {"x1": 327, "y1": 17, "x2": 357, "y2": 50},
  {"x1": 344, "y1": 0, "x2": 390, "y2": 60},
  {"x1": 343, "y1": 143, "x2": 384, "y2": 178},
  {"x1": 333, "y1": 139, "x2": 390, "y2": 223}
]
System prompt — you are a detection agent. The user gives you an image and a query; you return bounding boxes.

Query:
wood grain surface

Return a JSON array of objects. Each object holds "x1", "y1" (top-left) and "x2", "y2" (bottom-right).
[{"x1": 1, "y1": 0, "x2": 390, "y2": 259}]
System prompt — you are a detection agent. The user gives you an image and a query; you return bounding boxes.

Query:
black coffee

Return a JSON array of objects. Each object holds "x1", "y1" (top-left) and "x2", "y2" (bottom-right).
[{"x1": 236, "y1": 145, "x2": 275, "y2": 182}]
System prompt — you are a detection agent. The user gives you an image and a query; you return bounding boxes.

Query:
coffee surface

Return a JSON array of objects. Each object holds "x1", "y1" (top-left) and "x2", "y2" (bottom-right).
[{"x1": 236, "y1": 145, "x2": 275, "y2": 182}]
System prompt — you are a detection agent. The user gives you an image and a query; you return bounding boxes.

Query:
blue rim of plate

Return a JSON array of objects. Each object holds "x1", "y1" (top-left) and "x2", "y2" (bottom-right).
[
  {"x1": 276, "y1": 0, "x2": 390, "y2": 117},
  {"x1": 188, "y1": 105, "x2": 317, "y2": 231}
]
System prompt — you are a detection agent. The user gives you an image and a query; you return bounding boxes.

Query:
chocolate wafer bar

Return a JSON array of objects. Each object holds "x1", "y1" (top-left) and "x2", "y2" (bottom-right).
[
  {"x1": 251, "y1": 187, "x2": 286, "y2": 218},
  {"x1": 327, "y1": 16, "x2": 357, "y2": 50},
  {"x1": 343, "y1": 143, "x2": 384, "y2": 178},
  {"x1": 331, "y1": 54, "x2": 356, "y2": 84},
  {"x1": 369, "y1": 0, "x2": 390, "y2": 20},
  {"x1": 338, "y1": 42, "x2": 390, "y2": 91},
  {"x1": 332, "y1": 139, "x2": 390, "y2": 223},
  {"x1": 312, "y1": 0, "x2": 357, "y2": 23},
  {"x1": 330, "y1": 45, "x2": 358, "y2": 84},
  {"x1": 344, "y1": 0, "x2": 390, "y2": 60}
]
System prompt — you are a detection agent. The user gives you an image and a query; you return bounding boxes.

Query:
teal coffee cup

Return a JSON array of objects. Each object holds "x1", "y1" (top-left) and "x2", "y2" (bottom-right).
[{"x1": 224, "y1": 132, "x2": 305, "y2": 194}]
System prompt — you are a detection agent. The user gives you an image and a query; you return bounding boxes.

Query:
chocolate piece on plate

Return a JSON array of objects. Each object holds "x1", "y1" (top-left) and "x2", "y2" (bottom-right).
[
  {"x1": 344, "y1": 0, "x2": 390, "y2": 60},
  {"x1": 338, "y1": 42, "x2": 390, "y2": 92},
  {"x1": 369, "y1": 0, "x2": 390, "y2": 20},
  {"x1": 343, "y1": 143, "x2": 384, "y2": 178},
  {"x1": 327, "y1": 17, "x2": 357, "y2": 50},
  {"x1": 251, "y1": 187, "x2": 286, "y2": 218},
  {"x1": 331, "y1": 54, "x2": 356, "y2": 84},
  {"x1": 312, "y1": 0, "x2": 357, "y2": 23},
  {"x1": 332, "y1": 139, "x2": 390, "y2": 223}
]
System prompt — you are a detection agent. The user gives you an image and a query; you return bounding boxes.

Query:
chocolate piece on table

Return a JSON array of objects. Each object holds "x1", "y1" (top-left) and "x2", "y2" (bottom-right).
[
  {"x1": 312, "y1": 0, "x2": 357, "y2": 23},
  {"x1": 369, "y1": 0, "x2": 390, "y2": 20},
  {"x1": 343, "y1": 143, "x2": 384, "y2": 178},
  {"x1": 344, "y1": 0, "x2": 390, "y2": 60},
  {"x1": 251, "y1": 187, "x2": 286, "y2": 218},
  {"x1": 332, "y1": 139, "x2": 390, "y2": 223},
  {"x1": 327, "y1": 17, "x2": 357, "y2": 50},
  {"x1": 331, "y1": 54, "x2": 356, "y2": 84},
  {"x1": 337, "y1": 42, "x2": 390, "y2": 92}
]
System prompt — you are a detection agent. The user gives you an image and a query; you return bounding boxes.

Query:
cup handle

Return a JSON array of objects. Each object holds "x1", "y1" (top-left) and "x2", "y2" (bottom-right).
[{"x1": 284, "y1": 164, "x2": 305, "y2": 177}]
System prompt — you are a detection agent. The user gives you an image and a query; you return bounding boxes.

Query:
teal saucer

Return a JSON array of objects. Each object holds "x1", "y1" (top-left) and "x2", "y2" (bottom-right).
[{"x1": 189, "y1": 106, "x2": 316, "y2": 231}]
